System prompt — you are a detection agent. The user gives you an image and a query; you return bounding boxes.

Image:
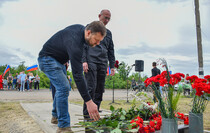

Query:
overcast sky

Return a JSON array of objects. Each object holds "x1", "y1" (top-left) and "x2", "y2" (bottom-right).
[{"x1": 0, "y1": 0, "x2": 209, "y2": 77}]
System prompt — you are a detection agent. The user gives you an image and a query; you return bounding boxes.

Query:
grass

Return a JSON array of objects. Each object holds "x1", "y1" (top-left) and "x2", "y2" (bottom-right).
[
  {"x1": 70, "y1": 97, "x2": 210, "y2": 130},
  {"x1": 0, "y1": 102, "x2": 44, "y2": 133}
]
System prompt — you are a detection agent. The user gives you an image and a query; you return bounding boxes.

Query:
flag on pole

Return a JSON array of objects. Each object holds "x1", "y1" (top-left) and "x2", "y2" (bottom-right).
[
  {"x1": 3, "y1": 65, "x2": 10, "y2": 76},
  {"x1": 106, "y1": 66, "x2": 111, "y2": 76},
  {"x1": 26, "y1": 65, "x2": 38, "y2": 72}
]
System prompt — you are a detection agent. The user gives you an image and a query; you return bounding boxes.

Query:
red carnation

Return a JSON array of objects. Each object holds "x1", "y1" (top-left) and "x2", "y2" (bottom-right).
[
  {"x1": 204, "y1": 75, "x2": 210, "y2": 82},
  {"x1": 114, "y1": 60, "x2": 119, "y2": 68}
]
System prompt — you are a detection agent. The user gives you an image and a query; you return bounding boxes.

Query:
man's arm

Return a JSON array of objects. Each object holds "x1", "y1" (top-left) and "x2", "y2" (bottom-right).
[
  {"x1": 107, "y1": 31, "x2": 115, "y2": 76},
  {"x1": 70, "y1": 56, "x2": 100, "y2": 120},
  {"x1": 66, "y1": 39, "x2": 99, "y2": 120},
  {"x1": 82, "y1": 44, "x2": 89, "y2": 73}
]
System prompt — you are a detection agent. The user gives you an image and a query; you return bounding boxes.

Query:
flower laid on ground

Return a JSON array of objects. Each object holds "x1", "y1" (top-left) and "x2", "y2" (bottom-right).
[
  {"x1": 144, "y1": 58, "x2": 185, "y2": 119},
  {"x1": 176, "y1": 112, "x2": 189, "y2": 125},
  {"x1": 186, "y1": 75, "x2": 210, "y2": 113},
  {"x1": 77, "y1": 104, "x2": 161, "y2": 133},
  {"x1": 129, "y1": 91, "x2": 158, "y2": 112},
  {"x1": 130, "y1": 112, "x2": 162, "y2": 133}
]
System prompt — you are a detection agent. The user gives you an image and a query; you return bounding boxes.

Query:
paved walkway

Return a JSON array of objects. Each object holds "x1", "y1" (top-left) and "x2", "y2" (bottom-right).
[
  {"x1": 0, "y1": 89, "x2": 131, "y2": 133},
  {"x1": 0, "y1": 89, "x2": 131, "y2": 102},
  {"x1": 21, "y1": 102, "x2": 111, "y2": 133}
]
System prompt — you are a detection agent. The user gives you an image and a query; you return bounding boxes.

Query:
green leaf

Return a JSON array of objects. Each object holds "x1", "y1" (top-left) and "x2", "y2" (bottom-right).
[
  {"x1": 96, "y1": 130, "x2": 104, "y2": 133},
  {"x1": 111, "y1": 128, "x2": 122, "y2": 133},
  {"x1": 127, "y1": 124, "x2": 133, "y2": 130},
  {"x1": 127, "y1": 128, "x2": 139, "y2": 132},
  {"x1": 121, "y1": 109, "x2": 126, "y2": 115},
  {"x1": 110, "y1": 105, "x2": 115, "y2": 112},
  {"x1": 112, "y1": 121, "x2": 119, "y2": 128},
  {"x1": 120, "y1": 115, "x2": 125, "y2": 120}
]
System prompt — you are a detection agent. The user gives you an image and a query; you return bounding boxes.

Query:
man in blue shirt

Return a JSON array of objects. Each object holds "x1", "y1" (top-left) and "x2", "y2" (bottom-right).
[
  {"x1": 38, "y1": 21, "x2": 106, "y2": 133},
  {"x1": 20, "y1": 71, "x2": 27, "y2": 92}
]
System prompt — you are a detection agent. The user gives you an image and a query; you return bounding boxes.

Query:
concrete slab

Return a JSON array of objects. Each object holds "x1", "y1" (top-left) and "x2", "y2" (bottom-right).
[{"x1": 21, "y1": 102, "x2": 111, "y2": 133}]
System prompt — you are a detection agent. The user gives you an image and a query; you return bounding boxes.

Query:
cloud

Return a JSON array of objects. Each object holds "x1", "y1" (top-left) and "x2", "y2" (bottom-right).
[
  {"x1": 0, "y1": 15, "x2": 3, "y2": 26},
  {"x1": 116, "y1": 41, "x2": 210, "y2": 76},
  {"x1": 0, "y1": 44, "x2": 35, "y2": 67},
  {"x1": 0, "y1": 0, "x2": 18, "y2": 7},
  {"x1": 151, "y1": 0, "x2": 190, "y2": 3},
  {"x1": 0, "y1": 0, "x2": 209, "y2": 76},
  {"x1": 117, "y1": 42, "x2": 198, "y2": 57}
]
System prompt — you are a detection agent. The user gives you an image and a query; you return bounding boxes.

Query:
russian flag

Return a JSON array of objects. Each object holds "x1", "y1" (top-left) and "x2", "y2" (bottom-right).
[
  {"x1": 3, "y1": 65, "x2": 10, "y2": 76},
  {"x1": 26, "y1": 65, "x2": 38, "y2": 72},
  {"x1": 106, "y1": 66, "x2": 111, "y2": 76}
]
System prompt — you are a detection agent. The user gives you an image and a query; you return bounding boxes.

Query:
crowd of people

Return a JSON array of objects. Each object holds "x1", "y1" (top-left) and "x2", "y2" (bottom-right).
[{"x1": 0, "y1": 71, "x2": 40, "y2": 91}]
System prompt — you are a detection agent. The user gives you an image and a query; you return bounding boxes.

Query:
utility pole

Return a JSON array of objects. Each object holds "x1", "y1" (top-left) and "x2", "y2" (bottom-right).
[{"x1": 194, "y1": 0, "x2": 204, "y2": 78}]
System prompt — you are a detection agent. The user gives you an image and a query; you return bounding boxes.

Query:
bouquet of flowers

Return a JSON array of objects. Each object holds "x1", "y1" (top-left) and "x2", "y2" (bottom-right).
[
  {"x1": 144, "y1": 58, "x2": 185, "y2": 119},
  {"x1": 186, "y1": 75, "x2": 210, "y2": 113}
]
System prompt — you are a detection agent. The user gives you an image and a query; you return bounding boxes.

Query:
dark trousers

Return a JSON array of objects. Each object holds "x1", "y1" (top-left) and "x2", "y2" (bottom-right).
[
  {"x1": 29, "y1": 82, "x2": 33, "y2": 89},
  {"x1": 83, "y1": 63, "x2": 107, "y2": 118},
  {"x1": 34, "y1": 82, "x2": 39, "y2": 90}
]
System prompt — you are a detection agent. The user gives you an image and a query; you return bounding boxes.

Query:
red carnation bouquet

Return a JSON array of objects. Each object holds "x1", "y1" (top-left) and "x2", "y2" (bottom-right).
[
  {"x1": 186, "y1": 75, "x2": 210, "y2": 113},
  {"x1": 144, "y1": 58, "x2": 185, "y2": 119}
]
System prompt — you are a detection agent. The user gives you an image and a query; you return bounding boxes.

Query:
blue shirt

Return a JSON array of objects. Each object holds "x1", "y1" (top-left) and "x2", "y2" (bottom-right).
[
  {"x1": 21, "y1": 74, "x2": 27, "y2": 82},
  {"x1": 13, "y1": 78, "x2": 17, "y2": 84}
]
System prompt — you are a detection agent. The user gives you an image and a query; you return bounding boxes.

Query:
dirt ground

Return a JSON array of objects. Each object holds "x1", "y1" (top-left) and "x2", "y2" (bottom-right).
[{"x1": 0, "y1": 102, "x2": 44, "y2": 133}]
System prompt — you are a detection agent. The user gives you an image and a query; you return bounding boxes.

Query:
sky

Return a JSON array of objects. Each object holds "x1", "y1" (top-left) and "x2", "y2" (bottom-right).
[{"x1": 0, "y1": 0, "x2": 209, "y2": 77}]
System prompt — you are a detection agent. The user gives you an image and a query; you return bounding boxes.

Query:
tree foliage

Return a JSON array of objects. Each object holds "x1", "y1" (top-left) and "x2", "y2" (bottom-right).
[{"x1": 0, "y1": 61, "x2": 148, "y2": 89}]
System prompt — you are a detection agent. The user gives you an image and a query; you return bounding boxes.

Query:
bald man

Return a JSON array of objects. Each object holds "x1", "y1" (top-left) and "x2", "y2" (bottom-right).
[{"x1": 82, "y1": 9, "x2": 116, "y2": 120}]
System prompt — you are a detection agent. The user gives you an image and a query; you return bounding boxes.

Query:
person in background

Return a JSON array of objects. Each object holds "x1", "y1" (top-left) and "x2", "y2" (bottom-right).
[
  {"x1": 151, "y1": 62, "x2": 161, "y2": 102},
  {"x1": 183, "y1": 73, "x2": 191, "y2": 95},
  {"x1": 151, "y1": 62, "x2": 161, "y2": 88},
  {"x1": 7, "y1": 73, "x2": 13, "y2": 90},
  {"x1": 26, "y1": 73, "x2": 30, "y2": 91},
  {"x1": 29, "y1": 73, "x2": 34, "y2": 91},
  {"x1": 12, "y1": 76, "x2": 17, "y2": 90},
  {"x1": 82, "y1": 9, "x2": 115, "y2": 120},
  {"x1": 34, "y1": 74, "x2": 40, "y2": 90},
  {"x1": 131, "y1": 78, "x2": 137, "y2": 89},
  {"x1": 17, "y1": 72, "x2": 22, "y2": 91},
  {"x1": 3, "y1": 78, "x2": 7, "y2": 89},
  {"x1": 0, "y1": 74, "x2": 3, "y2": 90},
  {"x1": 20, "y1": 71, "x2": 27, "y2": 92}
]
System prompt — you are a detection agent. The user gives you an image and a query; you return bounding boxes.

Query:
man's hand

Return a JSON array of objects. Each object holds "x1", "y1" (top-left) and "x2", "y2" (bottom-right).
[
  {"x1": 86, "y1": 100, "x2": 100, "y2": 121},
  {"x1": 110, "y1": 68, "x2": 115, "y2": 76},
  {"x1": 83, "y1": 62, "x2": 89, "y2": 73}
]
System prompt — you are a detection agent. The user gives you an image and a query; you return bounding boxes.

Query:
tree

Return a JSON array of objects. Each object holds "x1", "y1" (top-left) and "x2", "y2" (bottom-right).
[{"x1": 116, "y1": 61, "x2": 132, "y2": 81}]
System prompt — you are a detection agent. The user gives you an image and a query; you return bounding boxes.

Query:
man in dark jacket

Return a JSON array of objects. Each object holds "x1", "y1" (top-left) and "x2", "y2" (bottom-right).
[
  {"x1": 151, "y1": 62, "x2": 161, "y2": 89},
  {"x1": 38, "y1": 21, "x2": 106, "y2": 133},
  {"x1": 151, "y1": 62, "x2": 161, "y2": 103},
  {"x1": 82, "y1": 9, "x2": 115, "y2": 119}
]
